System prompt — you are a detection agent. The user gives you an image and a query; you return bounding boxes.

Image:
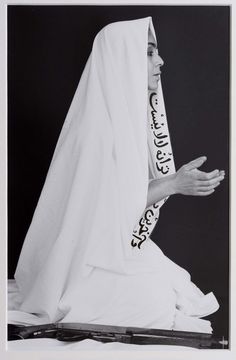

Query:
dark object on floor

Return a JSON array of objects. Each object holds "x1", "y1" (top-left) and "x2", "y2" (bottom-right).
[{"x1": 8, "y1": 322, "x2": 228, "y2": 349}]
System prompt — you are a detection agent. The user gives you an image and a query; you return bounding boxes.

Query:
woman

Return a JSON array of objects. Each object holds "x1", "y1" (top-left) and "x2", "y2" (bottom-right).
[{"x1": 9, "y1": 17, "x2": 224, "y2": 333}]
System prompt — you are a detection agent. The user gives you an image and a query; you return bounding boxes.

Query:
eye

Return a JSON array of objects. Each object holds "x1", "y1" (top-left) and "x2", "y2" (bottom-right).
[
  {"x1": 147, "y1": 50, "x2": 154, "y2": 57},
  {"x1": 147, "y1": 46, "x2": 158, "y2": 57}
]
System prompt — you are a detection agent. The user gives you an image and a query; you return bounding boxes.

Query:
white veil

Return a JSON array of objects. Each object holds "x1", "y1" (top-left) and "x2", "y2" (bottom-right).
[{"x1": 15, "y1": 16, "x2": 156, "y2": 296}]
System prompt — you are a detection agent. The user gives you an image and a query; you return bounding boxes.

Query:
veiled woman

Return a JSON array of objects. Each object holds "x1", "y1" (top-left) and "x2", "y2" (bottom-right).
[{"x1": 9, "y1": 17, "x2": 225, "y2": 333}]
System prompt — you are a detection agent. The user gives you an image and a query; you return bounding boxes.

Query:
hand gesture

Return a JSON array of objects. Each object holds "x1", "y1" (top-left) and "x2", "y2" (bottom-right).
[{"x1": 173, "y1": 156, "x2": 225, "y2": 196}]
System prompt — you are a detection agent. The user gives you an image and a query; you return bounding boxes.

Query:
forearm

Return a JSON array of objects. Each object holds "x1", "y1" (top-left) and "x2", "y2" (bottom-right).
[{"x1": 146, "y1": 174, "x2": 176, "y2": 208}]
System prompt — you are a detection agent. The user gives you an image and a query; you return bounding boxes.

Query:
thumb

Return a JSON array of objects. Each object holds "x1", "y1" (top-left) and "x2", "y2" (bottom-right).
[{"x1": 185, "y1": 156, "x2": 207, "y2": 171}]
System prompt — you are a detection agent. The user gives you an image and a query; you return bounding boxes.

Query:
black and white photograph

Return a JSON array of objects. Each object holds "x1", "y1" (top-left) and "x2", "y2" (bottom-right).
[{"x1": 0, "y1": 0, "x2": 234, "y2": 358}]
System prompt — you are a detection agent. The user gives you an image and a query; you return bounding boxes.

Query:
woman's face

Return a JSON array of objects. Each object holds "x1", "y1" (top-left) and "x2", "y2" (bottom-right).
[{"x1": 147, "y1": 31, "x2": 164, "y2": 90}]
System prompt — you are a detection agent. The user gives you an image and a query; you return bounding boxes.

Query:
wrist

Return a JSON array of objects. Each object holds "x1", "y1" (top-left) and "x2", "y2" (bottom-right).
[
  {"x1": 151, "y1": 174, "x2": 177, "y2": 196},
  {"x1": 167, "y1": 173, "x2": 178, "y2": 195}
]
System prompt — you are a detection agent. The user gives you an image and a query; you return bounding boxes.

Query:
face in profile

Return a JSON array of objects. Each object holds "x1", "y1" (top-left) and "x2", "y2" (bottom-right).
[{"x1": 147, "y1": 30, "x2": 164, "y2": 90}]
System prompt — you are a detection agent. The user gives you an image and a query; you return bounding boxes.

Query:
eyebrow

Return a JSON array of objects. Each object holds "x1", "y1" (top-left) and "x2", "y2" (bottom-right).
[{"x1": 148, "y1": 42, "x2": 157, "y2": 48}]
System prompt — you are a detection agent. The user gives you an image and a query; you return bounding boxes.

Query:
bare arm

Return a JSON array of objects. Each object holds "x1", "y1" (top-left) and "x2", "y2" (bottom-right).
[{"x1": 146, "y1": 156, "x2": 225, "y2": 208}]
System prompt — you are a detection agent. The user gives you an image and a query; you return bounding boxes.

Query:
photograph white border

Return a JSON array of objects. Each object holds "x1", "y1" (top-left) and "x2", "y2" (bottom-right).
[{"x1": 0, "y1": 0, "x2": 235, "y2": 359}]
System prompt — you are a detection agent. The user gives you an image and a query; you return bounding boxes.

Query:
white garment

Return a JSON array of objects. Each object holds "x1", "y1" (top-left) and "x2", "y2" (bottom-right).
[{"x1": 10, "y1": 17, "x2": 219, "y2": 333}]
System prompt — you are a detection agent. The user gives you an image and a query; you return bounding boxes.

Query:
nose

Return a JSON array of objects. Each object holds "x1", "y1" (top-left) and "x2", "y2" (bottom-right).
[
  {"x1": 153, "y1": 51, "x2": 164, "y2": 67},
  {"x1": 155, "y1": 54, "x2": 164, "y2": 67}
]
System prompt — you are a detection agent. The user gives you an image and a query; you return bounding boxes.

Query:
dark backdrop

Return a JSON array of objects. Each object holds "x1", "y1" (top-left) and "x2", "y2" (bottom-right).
[{"x1": 8, "y1": 5, "x2": 230, "y2": 338}]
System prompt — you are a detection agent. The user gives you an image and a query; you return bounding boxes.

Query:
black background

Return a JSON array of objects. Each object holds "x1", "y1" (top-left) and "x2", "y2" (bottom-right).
[{"x1": 8, "y1": 5, "x2": 229, "y2": 338}]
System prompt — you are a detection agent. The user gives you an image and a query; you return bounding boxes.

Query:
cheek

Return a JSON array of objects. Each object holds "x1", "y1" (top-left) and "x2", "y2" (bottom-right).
[{"x1": 147, "y1": 59, "x2": 153, "y2": 78}]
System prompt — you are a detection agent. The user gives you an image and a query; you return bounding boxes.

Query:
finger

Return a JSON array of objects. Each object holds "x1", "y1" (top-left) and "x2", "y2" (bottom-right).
[
  {"x1": 197, "y1": 175, "x2": 225, "y2": 187},
  {"x1": 195, "y1": 169, "x2": 220, "y2": 180},
  {"x1": 184, "y1": 156, "x2": 207, "y2": 171},
  {"x1": 193, "y1": 189, "x2": 215, "y2": 196},
  {"x1": 197, "y1": 182, "x2": 220, "y2": 192}
]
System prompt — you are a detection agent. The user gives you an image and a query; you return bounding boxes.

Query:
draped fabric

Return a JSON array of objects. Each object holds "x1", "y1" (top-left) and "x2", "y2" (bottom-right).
[
  {"x1": 11, "y1": 17, "x2": 219, "y2": 332},
  {"x1": 132, "y1": 88, "x2": 175, "y2": 249}
]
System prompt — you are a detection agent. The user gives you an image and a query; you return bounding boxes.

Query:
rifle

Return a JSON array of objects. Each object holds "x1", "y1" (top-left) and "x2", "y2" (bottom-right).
[{"x1": 8, "y1": 322, "x2": 228, "y2": 349}]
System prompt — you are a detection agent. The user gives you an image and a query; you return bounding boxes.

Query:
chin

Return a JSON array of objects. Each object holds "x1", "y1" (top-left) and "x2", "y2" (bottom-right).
[{"x1": 148, "y1": 83, "x2": 158, "y2": 91}]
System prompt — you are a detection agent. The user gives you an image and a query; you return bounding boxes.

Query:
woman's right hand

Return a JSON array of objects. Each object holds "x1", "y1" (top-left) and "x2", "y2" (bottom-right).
[{"x1": 172, "y1": 156, "x2": 225, "y2": 196}]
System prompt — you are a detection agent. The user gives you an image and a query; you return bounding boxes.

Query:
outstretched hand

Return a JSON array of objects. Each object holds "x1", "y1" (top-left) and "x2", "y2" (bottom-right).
[{"x1": 172, "y1": 156, "x2": 225, "y2": 196}]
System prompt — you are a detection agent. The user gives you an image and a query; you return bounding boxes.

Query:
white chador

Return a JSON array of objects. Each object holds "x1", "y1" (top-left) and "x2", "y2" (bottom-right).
[{"x1": 9, "y1": 17, "x2": 219, "y2": 333}]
